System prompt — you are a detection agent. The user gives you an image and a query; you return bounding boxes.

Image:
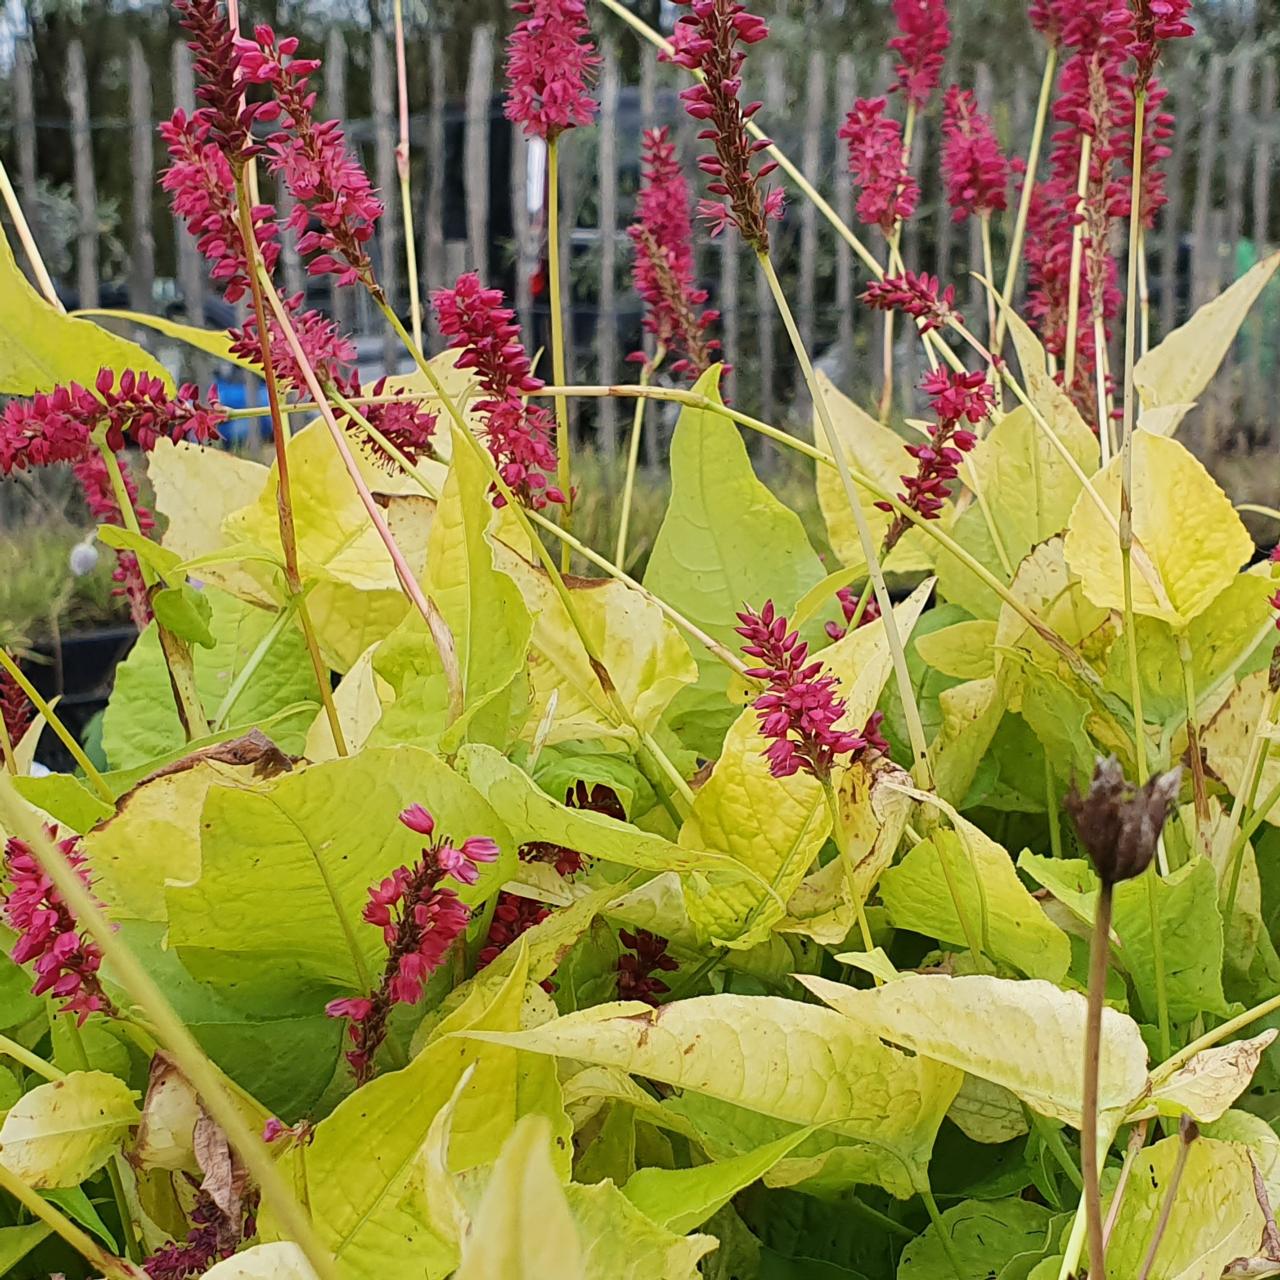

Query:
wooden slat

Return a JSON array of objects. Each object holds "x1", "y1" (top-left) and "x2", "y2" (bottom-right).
[
  {"x1": 755, "y1": 52, "x2": 785, "y2": 425},
  {"x1": 423, "y1": 33, "x2": 446, "y2": 333},
  {"x1": 372, "y1": 30, "x2": 400, "y2": 374},
  {"x1": 511, "y1": 127, "x2": 535, "y2": 339},
  {"x1": 835, "y1": 55, "x2": 857, "y2": 363},
  {"x1": 171, "y1": 39, "x2": 206, "y2": 342},
  {"x1": 1159, "y1": 69, "x2": 1192, "y2": 339},
  {"x1": 325, "y1": 30, "x2": 355, "y2": 336},
  {"x1": 596, "y1": 45, "x2": 621, "y2": 452},
  {"x1": 640, "y1": 49, "x2": 660, "y2": 467},
  {"x1": 464, "y1": 25, "x2": 494, "y2": 280},
  {"x1": 13, "y1": 45, "x2": 38, "y2": 235},
  {"x1": 128, "y1": 38, "x2": 155, "y2": 313},
  {"x1": 66, "y1": 39, "x2": 99, "y2": 309},
  {"x1": 1189, "y1": 54, "x2": 1224, "y2": 310},
  {"x1": 1249, "y1": 57, "x2": 1276, "y2": 423},
  {"x1": 798, "y1": 49, "x2": 826, "y2": 352},
  {"x1": 557, "y1": 126, "x2": 580, "y2": 425}
]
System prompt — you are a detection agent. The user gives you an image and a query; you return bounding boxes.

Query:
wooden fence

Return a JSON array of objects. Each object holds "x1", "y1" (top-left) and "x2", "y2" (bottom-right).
[{"x1": 5, "y1": 28, "x2": 1280, "y2": 474}]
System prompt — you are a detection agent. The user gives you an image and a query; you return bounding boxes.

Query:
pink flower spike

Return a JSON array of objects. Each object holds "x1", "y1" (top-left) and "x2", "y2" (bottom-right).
[
  {"x1": 861, "y1": 271, "x2": 960, "y2": 333},
  {"x1": 399, "y1": 804, "x2": 435, "y2": 836},
  {"x1": 461, "y1": 836, "x2": 500, "y2": 866},
  {"x1": 838, "y1": 98, "x2": 918, "y2": 235},
  {"x1": 941, "y1": 86, "x2": 1009, "y2": 223},
  {"x1": 324, "y1": 996, "x2": 373, "y2": 1021},
  {"x1": 504, "y1": 0, "x2": 601, "y2": 141},
  {"x1": 888, "y1": 0, "x2": 951, "y2": 109}
]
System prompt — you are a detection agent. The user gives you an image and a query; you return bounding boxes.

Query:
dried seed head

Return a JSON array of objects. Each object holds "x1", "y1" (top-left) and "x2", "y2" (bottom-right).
[{"x1": 1064, "y1": 756, "x2": 1181, "y2": 886}]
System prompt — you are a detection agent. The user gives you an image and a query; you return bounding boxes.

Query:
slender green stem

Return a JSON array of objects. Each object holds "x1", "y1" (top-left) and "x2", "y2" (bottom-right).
[
  {"x1": 1063, "y1": 134, "x2": 1092, "y2": 392},
  {"x1": 0, "y1": 700, "x2": 16, "y2": 776},
  {"x1": 822, "y1": 779, "x2": 875, "y2": 961},
  {"x1": 0, "y1": 156, "x2": 61, "y2": 308},
  {"x1": 0, "y1": 1031, "x2": 63, "y2": 1081},
  {"x1": 213, "y1": 600, "x2": 296, "y2": 730},
  {"x1": 1144, "y1": 867, "x2": 1171, "y2": 1061},
  {"x1": 996, "y1": 45, "x2": 1057, "y2": 351},
  {"x1": 615, "y1": 354, "x2": 660, "y2": 568},
  {"x1": 547, "y1": 135, "x2": 574, "y2": 570},
  {"x1": 880, "y1": 239, "x2": 897, "y2": 422},
  {"x1": 1046, "y1": 752, "x2": 1064, "y2": 858},
  {"x1": 919, "y1": 1183, "x2": 964, "y2": 1280},
  {"x1": 0, "y1": 1160, "x2": 144, "y2": 1279},
  {"x1": 1136, "y1": 1119, "x2": 1195, "y2": 1280},
  {"x1": 392, "y1": 0, "x2": 422, "y2": 351},
  {"x1": 757, "y1": 251, "x2": 931, "y2": 782},
  {"x1": 0, "y1": 780, "x2": 341, "y2": 1280},
  {"x1": 1157, "y1": 987, "x2": 1280, "y2": 1081},
  {"x1": 0, "y1": 649, "x2": 111, "y2": 802},
  {"x1": 848, "y1": 1195, "x2": 915, "y2": 1241},
  {"x1": 1137, "y1": 229, "x2": 1151, "y2": 356},
  {"x1": 980, "y1": 213, "x2": 998, "y2": 353},
  {"x1": 1028, "y1": 1108, "x2": 1084, "y2": 1192},
  {"x1": 1083, "y1": 882, "x2": 1114, "y2": 1280},
  {"x1": 1102, "y1": 1120, "x2": 1150, "y2": 1245}
]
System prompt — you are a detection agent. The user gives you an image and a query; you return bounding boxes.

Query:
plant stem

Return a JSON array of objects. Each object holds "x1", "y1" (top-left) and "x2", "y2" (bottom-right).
[
  {"x1": 757, "y1": 250, "x2": 931, "y2": 783},
  {"x1": 1137, "y1": 229, "x2": 1151, "y2": 356},
  {"x1": 1028, "y1": 1108, "x2": 1084, "y2": 1192},
  {"x1": 918, "y1": 1182, "x2": 964, "y2": 1280},
  {"x1": 1178, "y1": 632, "x2": 1209, "y2": 833},
  {"x1": 0, "y1": 1031, "x2": 63, "y2": 1081},
  {"x1": 0, "y1": 157, "x2": 62, "y2": 308},
  {"x1": 1223, "y1": 684, "x2": 1280, "y2": 926},
  {"x1": 996, "y1": 44, "x2": 1057, "y2": 351},
  {"x1": 0, "y1": 780, "x2": 341, "y2": 1280},
  {"x1": 0, "y1": 649, "x2": 111, "y2": 802},
  {"x1": 1136, "y1": 1119, "x2": 1196, "y2": 1280},
  {"x1": 0, "y1": 1160, "x2": 145, "y2": 1279},
  {"x1": 1046, "y1": 752, "x2": 1064, "y2": 858},
  {"x1": 880, "y1": 239, "x2": 897, "y2": 422},
  {"x1": 392, "y1": 0, "x2": 422, "y2": 351},
  {"x1": 1102, "y1": 1120, "x2": 1150, "y2": 1245},
  {"x1": 547, "y1": 134, "x2": 574, "y2": 571},
  {"x1": 1093, "y1": 313, "x2": 1114, "y2": 462},
  {"x1": 1063, "y1": 134, "x2": 1092, "y2": 392},
  {"x1": 615, "y1": 354, "x2": 659, "y2": 568},
  {"x1": 1157, "y1": 987, "x2": 1280, "y2": 1080},
  {"x1": 234, "y1": 176, "x2": 348, "y2": 758},
  {"x1": 980, "y1": 213, "x2": 998, "y2": 351},
  {"x1": 1083, "y1": 881, "x2": 1114, "y2": 1280}
]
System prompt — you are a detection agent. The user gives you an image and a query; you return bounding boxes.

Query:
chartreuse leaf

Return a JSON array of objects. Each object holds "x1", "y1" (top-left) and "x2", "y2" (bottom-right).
[
  {"x1": 454, "y1": 1117, "x2": 587, "y2": 1280},
  {"x1": 304, "y1": 644, "x2": 385, "y2": 762},
  {"x1": 167, "y1": 747, "x2": 512, "y2": 1008},
  {"x1": 494, "y1": 543, "x2": 697, "y2": 749},
  {"x1": 879, "y1": 816, "x2": 1071, "y2": 981},
  {"x1": 1135, "y1": 250, "x2": 1280, "y2": 428},
  {"x1": 151, "y1": 583, "x2": 217, "y2": 648},
  {"x1": 1064, "y1": 432, "x2": 1253, "y2": 626},
  {"x1": 0, "y1": 1224, "x2": 52, "y2": 1272},
  {"x1": 915, "y1": 620, "x2": 998, "y2": 681},
  {"x1": 679, "y1": 585, "x2": 932, "y2": 947},
  {"x1": 1104, "y1": 1136, "x2": 1263, "y2": 1278},
  {"x1": 798, "y1": 973, "x2": 1148, "y2": 1128},
  {"x1": 72, "y1": 308, "x2": 250, "y2": 369},
  {"x1": 0, "y1": 1071, "x2": 139, "y2": 1188},
  {"x1": 565, "y1": 1180, "x2": 717, "y2": 1279},
  {"x1": 1203, "y1": 1110, "x2": 1280, "y2": 1206},
  {"x1": 102, "y1": 586, "x2": 320, "y2": 770},
  {"x1": 811, "y1": 371, "x2": 934, "y2": 575},
  {"x1": 622, "y1": 1126, "x2": 814, "y2": 1234},
  {"x1": 464, "y1": 993, "x2": 962, "y2": 1198},
  {"x1": 1132, "y1": 1031, "x2": 1276, "y2": 1124},
  {"x1": 201, "y1": 1243, "x2": 321, "y2": 1278},
  {"x1": 95, "y1": 524, "x2": 184, "y2": 584},
  {"x1": 0, "y1": 223, "x2": 173, "y2": 393},
  {"x1": 1204, "y1": 669, "x2": 1280, "y2": 825},
  {"x1": 643, "y1": 365, "x2": 825, "y2": 757},
  {"x1": 929, "y1": 676, "x2": 1005, "y2": 809},
  {"x1": 1018, "y1": 853, "x2": 1232, "y2": 1022},
  {"x1": 263, "y1": 949, "x2": 567, "y2": 1280},
  {"x1": 896, "y1": 1197, "x2": 1054, "y2": 1280}
]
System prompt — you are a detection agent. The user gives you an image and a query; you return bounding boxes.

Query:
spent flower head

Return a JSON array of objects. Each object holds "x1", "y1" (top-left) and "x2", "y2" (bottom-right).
[
  {"x1": 671, "y1": 0, "x2": 784, "y2": 253},
  {"x1": 1065, "y1": 757, "x2": 1182, "y2": 886},
  {"x1": 504, "y1": 0, "x2": 601, "y2": 141},
  {"x1": 617, "y1": 929, "x2": 679, "y2": 1005}
]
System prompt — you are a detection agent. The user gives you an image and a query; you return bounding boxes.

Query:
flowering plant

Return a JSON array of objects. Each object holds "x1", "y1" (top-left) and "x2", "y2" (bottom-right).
[{"x1": 0, "y1": 0, "x2": 1277, "y2": 1277}]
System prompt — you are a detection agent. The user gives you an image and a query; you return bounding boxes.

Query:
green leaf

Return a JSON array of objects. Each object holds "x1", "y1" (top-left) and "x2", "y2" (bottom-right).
[
  {"x1": 915, "y1": 620, "x2": 998, "y2": 681},
  {"x1": 201, "y1": 1243, "x2": 322, "y2": 1278},
  {"x1": 95, "y1": 524, "x2": 184, "y2": 583},
  {"x1": 42, "y1": 1184, "x2": 119, "y2": 1250},
  {"x1": 644, "y1": 365, "x2": 825, "y2": 756},
  {"x1": 454, "y1": 1117, "x2": 586, "y2": 1280},
  {"x1": 879, "y1": 816, "x2": 1071, "y2": 981},
  {"x1": 0, "y1": 225, "x2": 173, "y2": 394},
  {"x1": 1018, "y1": 853, "x2": 1232, "y2": 1023},
  {"x1": 1202, "y1": 1110, "x2": 1280, "y2": 1207},
  {"x1": 0, "y1": 1224, "x2": 52, "y2": 1273},
  {"x1": 1135, "y1": 251, "x2": 1280, "y2": 422},
  {"x1": 798, "y1": 972, "x2": 1149, "y2": 1128},
  {"x1": 896, "y1": 1197, "x2": 1054, "y2": 1280},
  {"x1": 102, "y1": 587, "x2": 320, "y2": 770},
  {"x1": 167, "y1": 747, "x2": 512, "y2": 1009},
  {"x1": 1104, "y1": 1136, "x2": 1263, "y2": 1278},
  {"x1": 71, "y1": 308, "x2": 251, "y2": 369},
  {"x1": 464, "y1": 993, "x2": 962, "y2": 1198},
  {"x1": 0, "y1": 1071, "x2": 139, "y2": 1188},
  {"x1": 151, "y1": 584, "x2": 217, "y2": 649},
  {"x1": 11, "y1": 774, "x2": 114, "y2": 834},
  {"x1": 1204, "y1": 670, "x2": 1280, "y2": 825},
  {"x1": 622, "y1": 1126, "x2": 815, "y2": 1234},
  {"x1": 1064, "y1": 432, "x2": 1254, "y2": 626}
]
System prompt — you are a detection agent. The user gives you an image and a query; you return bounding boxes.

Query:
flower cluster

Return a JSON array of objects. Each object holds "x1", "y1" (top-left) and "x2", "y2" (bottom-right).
[
  {"x1": 628, "y1": 128, "x2": 720, "y2": 380},
  {"x1": 325, "y1": 805, "x2": 499, "y2": 1082},
  {"x1": 617, "y1": 929, "x2": 678, "y2": 1005},
  {"x1": 72, "y1": 451, "x2": 155, "y2": 628},
  {"x1": 839, "y1": 98, "x2": 918, "y2": 235},
  {"x1": 736, "y1": 602, "x2": 887, "y2": 781},
  {"x1": 888, "y1": 0, "x2": 951, "y2": 109},
  {"x1": 334, "y1": 374, "x2": 438, "y2": 469},
  {"x1": 670, "y1": 0, "x2": 784, "y2": 253},
  {"x1": 941, "y1": 87, "x2": 1009, "y2": 223},
  {"x1": 0, "y1": 663, "x2": 32, "y2": 752},
  {"x1": 1, "y1": 831, "x2": 115, "y2": 1025},
  {"x1": 861, "y1": 271, "x2": 960, "y2": 334},
  {"x1": 1128, "y1": 0, "x2": 1194, "y2": 90},
  {"x1": 239, "y1": 25, "x2": 384, "y2": 289},
  {"x1": 877, "y1": 368, "x2": 992, "y2": 542},
  {"x1": 432, "y1": 273, "x2": 566, "y2": 509},
  {"x1": 504, "y1": 0, "x2": 601, "y2": 141},
  {"x1": 825, "y1": 587, "x2": 881, "y2": 643},
  {"x1": 1269, "y1": 545, "x2": 1280, "y2": 631},
  {"x1": 143, "y1": 1185, "x2": 258, "y2": 1280}
]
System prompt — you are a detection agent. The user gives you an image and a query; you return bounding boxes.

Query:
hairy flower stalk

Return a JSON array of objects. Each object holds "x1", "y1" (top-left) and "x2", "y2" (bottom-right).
[
  {"x1": 1, "y1": 830, "x2": 116, "y2": 1024},
  {"x1": 736, "y1": 602, "x2": 887, "y2": 781},
  {"x1": 327, "y1": 805, "x2": 498, "y2": 1083}
]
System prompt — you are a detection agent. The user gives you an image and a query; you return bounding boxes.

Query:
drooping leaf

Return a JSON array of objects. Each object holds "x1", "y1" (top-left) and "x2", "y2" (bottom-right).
[
  {"x1": 0, "y1": 224, "x2": 173, "y2": 394},
  {"x1": 1204, "y1": 670, "x2": 1280, "y2": 825},
  {"x1": 915, "y1": 620, "x2": 998, "y2": 681},
  {"x1": 303, "y1": 644, "x2": 386, "y2": 762},
  {"x1": 72, "y1": 308, "x2": 250, "y2": 369},
  {"x1": 464, "y1": 993, "x2": 962, "y2": 1197},
  {"x1": 896, "y1": 1197, "x2": 1055, "y2": 1280},
  {"x1": 644, "y1": 365, "x2": 825, "y2": 756},
  {"x1": 200, "y1": 1243, "x2": 321, "y2": 1278},
  {"x1": 1105, "y1": 1135, "x2": 1264, "y2": 1279},
  {"x1": 1063, "y1": 432, "x2": 1254, "y2": 626},
  {"x1": 798, "y1": 972, "x2": 1149, "y2": 1128},
  {"x1": 1133, "y1": 1031, "x2": 1276, "y2": 1124},
  {"x1": 0, "y1": 1071, "x2": 139, "y2": 1188},
  {"x1": 102, "y1": 588, "x2": 320, "y2": 771}
]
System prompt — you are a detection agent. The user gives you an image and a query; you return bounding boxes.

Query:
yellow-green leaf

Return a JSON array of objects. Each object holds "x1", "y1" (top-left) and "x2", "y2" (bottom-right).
[
  {"x1": 798, "y1": 972, "x2": 1148, "y2": 1128},
  {"x1": 1204, "y1": 669, "x2": 1280, "y2": 825},
  {"x1": 0, "y1": 1071, "x2": 139, "y2": 1188},
  {"x1": 71, "y1": 309, "x2": 250, "y2": 369},
  {"x1": 201, "y1": 1243, "x2": 320, "y2": 1278},
  {"x1": 915, "y1": 620, "x2": 998, "y2": 681},
  {"x1": 1064, "y1": 432, "x2": 1253, "y2": 626},
  {"x1": 1133, "y1": 1031, "x2": 1276, "y2": 1124}
]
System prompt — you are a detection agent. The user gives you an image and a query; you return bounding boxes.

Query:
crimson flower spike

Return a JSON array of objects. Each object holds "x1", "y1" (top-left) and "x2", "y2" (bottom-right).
[
  {"x1": 0, "y1": 661, "x2": 33, "y2": 753},
  {"x1": 839, "y1": 98, "x2": 918, "y2": 236},
  {"x1": 504, "y1": 0, "x2": 601, "y2": 141},
  {"x1": 72, "y1": 450, "x2": 156, "y2": 629},
  {"x1": 888, "y1": 0, "x2": 951, "y2": 110},
  {"x1": 861, "y1": 271, "x2": 961, "y2": 334},
  {"x1": 627, "y1": 127, "x2": 721, "y2": 380},
  {"x1": 941, "y1": 87, "x2": 1009, "y2": 224},
  {"x1": 669, "y1": 0, "x2": 784, "y2": 254},
  {"x1": 1128, "y1": 0, "x2": 1194, "y2": 92}
]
